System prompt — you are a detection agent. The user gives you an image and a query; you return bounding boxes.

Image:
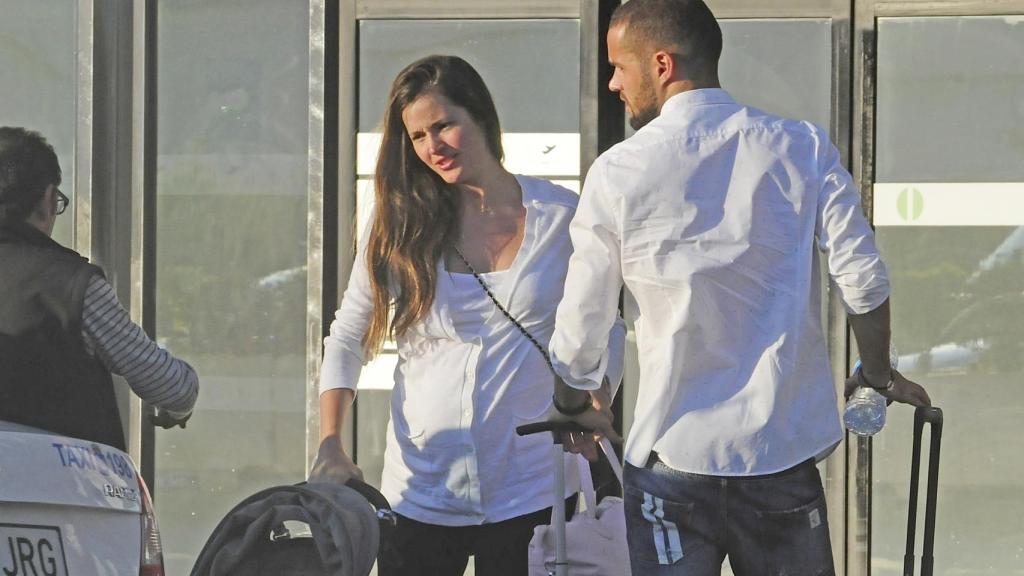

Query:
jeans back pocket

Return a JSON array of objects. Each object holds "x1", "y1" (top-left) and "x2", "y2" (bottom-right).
[
  {"x1": 755, "y1": 492, "x2": 834, "y2": 575},
  {"x1": 624, "y1": 485, "x2": 694, "y2": 567}
]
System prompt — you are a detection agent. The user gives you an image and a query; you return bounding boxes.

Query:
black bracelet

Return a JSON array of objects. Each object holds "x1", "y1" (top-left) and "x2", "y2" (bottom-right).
[
  {"x1": 857, "y1": 367, "x2": 895, "y2": 391},
  {"x1": 553, "y1": 393, "x2": 591, "y2": 416}
]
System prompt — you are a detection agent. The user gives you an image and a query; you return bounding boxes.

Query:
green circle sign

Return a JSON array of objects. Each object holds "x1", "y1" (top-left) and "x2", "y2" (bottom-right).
[{"x1": 897, "y1": 187, "x2": 924, "y2": 221}]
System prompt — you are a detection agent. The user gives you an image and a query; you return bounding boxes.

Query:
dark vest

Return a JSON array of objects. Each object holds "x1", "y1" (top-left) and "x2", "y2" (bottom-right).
[{"x1": 0, "y1": 219, "x2": 125, "y2": 450}]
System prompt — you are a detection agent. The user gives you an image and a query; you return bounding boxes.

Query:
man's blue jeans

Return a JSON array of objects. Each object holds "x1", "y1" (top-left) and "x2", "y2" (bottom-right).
[{"x1": 623, "y1": 454, "x2": 835, "y2": 576}]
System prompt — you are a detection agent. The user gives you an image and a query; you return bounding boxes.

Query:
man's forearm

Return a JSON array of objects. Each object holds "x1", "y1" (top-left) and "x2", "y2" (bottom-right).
[{"x1": 848, "y1": 297, "x2": 892, "y2": 386}]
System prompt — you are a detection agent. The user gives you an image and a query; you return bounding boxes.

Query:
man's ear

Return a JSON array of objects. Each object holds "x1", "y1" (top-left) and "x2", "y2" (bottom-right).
[
  {"x1": 34, "y1": 185, "x2": 55, "y2": 219},
  {"x1": 652, "y1": 50, "x2": 677, "y2": 86},
  {"x1": 26, "y1": 185, "x2": 56, "y2": 233}
]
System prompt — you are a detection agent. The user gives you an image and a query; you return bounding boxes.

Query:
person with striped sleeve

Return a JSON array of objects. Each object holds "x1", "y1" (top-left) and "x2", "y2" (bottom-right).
[{"x1": 0, "y1": 126, "x2": 198, "y2": 450}]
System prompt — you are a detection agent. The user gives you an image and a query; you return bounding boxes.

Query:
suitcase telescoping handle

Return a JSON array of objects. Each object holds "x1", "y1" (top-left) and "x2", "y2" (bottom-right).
[
  {"x1": 904, "y1": 406, "x2": 943, "y2": 576},
  {"x1": 516, "y1": 421, "x2": 591, "y2": 441},
  {"x1": 517, "y1": 421, "x2": 594, "y2": 576}
]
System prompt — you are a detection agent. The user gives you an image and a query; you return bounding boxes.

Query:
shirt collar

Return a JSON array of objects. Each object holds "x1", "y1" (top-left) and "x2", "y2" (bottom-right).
[{"x1": 660, "y1": 88, "x2": 734, "y2": 117}]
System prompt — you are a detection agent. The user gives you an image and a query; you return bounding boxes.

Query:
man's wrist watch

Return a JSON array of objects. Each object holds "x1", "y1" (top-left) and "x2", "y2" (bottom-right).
[
  {"x1": 553, "y1": 393, "x2": 591, "y2": 416},
  {"x1": 858, "y1": 367, "x2": 895, "y2": 391}
]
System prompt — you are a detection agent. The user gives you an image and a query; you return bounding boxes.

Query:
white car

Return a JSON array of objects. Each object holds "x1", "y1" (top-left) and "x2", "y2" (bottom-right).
[{"x1": 0, "y1": 420, "x2": 164, "y2": 575}]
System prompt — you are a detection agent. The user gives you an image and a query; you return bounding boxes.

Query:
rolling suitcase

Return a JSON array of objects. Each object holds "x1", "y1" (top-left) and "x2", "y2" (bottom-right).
[{"x1": 903, "y1": 406, "x2": 943, "y2": 576}]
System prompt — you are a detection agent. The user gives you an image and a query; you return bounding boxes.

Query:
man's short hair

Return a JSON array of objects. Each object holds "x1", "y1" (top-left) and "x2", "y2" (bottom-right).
[
  {"x1": 610, "y1": 0, "x2": 723, "y2": 83},
  {"x1": 0, "y1": 127, "x2": 62, "y2": 222}
]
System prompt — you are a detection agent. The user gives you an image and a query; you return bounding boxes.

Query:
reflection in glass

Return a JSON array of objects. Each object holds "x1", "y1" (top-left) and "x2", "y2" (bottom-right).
[
  {"x1": 0, "y1": 1, "x2": 76, "y2": 245},
  {"x1": 875, "y1": 226, "x2": 1024, "y2": 574},
  {"x1": 873, "y1": 16, "x2": 1024, "y2": 575},
  {"x1": 153, "y1": 1, "x2": 309, "y2": 573}
]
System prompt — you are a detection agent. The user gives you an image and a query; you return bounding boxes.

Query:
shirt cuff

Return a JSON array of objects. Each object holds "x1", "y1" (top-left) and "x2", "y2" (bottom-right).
[
  {"x1": 551, "y1": 350, "x2": 607, "y2": 391},
  {"x1": 838, "y1": 276, "x2": 891, "y2": 315},
  {"x1": 161, "y1": 407, "x2": 193, "y2": 420},
  {"x1": 318, "y1": 345, "x2": 361, "y2": 396}
]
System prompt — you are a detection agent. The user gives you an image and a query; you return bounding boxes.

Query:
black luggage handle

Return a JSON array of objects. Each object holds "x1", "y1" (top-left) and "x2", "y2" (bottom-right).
[
  {"x1": 516, "y1": 421, "x2": 591, "y2": 445},
  {"x1": 904, "y1": 406, "x2": 943, "y2": 576}
]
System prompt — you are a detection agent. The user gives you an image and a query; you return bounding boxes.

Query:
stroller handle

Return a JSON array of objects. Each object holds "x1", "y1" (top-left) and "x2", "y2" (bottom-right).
[{"x1": 344, "y1": 478, "x2": 396, "y2": 525}]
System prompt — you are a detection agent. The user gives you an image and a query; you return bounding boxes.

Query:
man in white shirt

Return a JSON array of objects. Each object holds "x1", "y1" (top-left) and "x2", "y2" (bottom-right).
[{"x1": 547, "y1": 0, "x2": 930, "y2": 573}]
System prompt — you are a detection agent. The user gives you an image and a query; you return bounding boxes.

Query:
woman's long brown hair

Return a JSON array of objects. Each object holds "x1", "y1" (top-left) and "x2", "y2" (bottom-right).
[{"x1": 362, "y1": 55, "x2": 504, "y2": 357}]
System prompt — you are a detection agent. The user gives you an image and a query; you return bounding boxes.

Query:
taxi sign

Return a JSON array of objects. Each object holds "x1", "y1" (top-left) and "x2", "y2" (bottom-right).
[{"x1": 0, "y1": 429, "x2": 141, "y2": 514}]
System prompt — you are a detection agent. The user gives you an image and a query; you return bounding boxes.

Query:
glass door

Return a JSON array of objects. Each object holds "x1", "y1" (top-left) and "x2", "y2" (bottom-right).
[
  {"x1": 151, "y1": 1, "x2": 314, "y2": 572},
  {"x1": 869, "y1": 11, "x2": 1024, "y2": 575}
]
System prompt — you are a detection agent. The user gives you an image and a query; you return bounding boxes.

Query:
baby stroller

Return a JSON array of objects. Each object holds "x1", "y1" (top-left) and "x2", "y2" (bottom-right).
[{"x1": 190, "y1": 479, "x2": 396, "y2": 576}]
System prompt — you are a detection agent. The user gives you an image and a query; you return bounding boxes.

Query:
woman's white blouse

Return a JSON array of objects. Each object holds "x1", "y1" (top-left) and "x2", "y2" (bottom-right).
[{"x1": 319, "y1": 175, "x2": 627, "y2": 526}]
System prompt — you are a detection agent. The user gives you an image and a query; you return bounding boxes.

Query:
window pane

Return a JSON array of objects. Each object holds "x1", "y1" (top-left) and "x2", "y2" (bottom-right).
[
  {"x1": 0, "y1": 0, "x2": 76, "y2": 245},
  {"x1": 358, "y1": 20, "x2": 580, "y2": 133},
  {"x1": 873, "y1": 16, "x2": 1024, "y2": 575},
  {"x1": 153, "y1": 1, "x2": 310, "y2": 573},
  {"x1": 622, "y1": 19, "x2": 832, "y2": 139},
  {"x1": 877, "y1": 17, "x2": 1024, "y2": 182},
  {"x1": 720, "y1": 19, "x2": 832, "y2": 130}
]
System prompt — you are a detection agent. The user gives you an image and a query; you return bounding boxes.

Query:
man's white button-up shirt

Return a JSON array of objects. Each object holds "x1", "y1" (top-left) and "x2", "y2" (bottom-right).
[{"x1": 550, "y1": 89, "x2": 889, "y2": 476}]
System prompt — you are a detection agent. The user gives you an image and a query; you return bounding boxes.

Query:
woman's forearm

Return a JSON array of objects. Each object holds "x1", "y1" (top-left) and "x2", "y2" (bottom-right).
[{"x1": 319, "y1": 387, "x2": 356, "y2": 442}]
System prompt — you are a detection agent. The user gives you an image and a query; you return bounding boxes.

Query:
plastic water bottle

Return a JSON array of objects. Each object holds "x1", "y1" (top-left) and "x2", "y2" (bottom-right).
[{"x1": 844, "y1": 348, "x2": 898, "y2": 437}]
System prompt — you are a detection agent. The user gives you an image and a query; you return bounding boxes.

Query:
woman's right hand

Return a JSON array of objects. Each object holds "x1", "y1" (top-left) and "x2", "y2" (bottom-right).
[
  {"x1": 563, "y1": 378, "x2": 616, "y2": 462},
  {"x1": 309, "y1": 435, "x2": 364, "y2": 484}
]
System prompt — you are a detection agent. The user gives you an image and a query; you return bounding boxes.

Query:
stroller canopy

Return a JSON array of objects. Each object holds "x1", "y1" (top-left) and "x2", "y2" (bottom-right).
[{"x1": 190, "y1": 481, "x2": 391, "y2": 576}]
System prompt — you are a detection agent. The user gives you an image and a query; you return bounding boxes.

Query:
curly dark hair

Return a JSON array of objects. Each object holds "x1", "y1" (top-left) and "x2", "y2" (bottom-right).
[{"x1": 0, "y1": 126, "x2": 62, "y2": 221}]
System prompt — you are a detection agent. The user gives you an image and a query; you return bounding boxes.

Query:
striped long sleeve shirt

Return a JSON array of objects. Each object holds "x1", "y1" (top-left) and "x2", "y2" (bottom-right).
[{"x1": 81, "y1": 274, "x2": 198, "y2": 416}]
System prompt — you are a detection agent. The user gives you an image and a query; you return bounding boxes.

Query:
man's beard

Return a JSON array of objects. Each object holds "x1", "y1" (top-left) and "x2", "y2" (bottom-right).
[
  {"x1": 628, "y1": 104, "x2": 658, "y2": 130},
  {"x1": 626, "y1": 75, "x2": 659, "y2": 130}
]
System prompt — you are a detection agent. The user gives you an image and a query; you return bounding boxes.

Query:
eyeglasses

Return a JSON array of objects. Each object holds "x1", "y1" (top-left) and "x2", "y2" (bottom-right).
[{"x1": 55, "y1": 188, "x2": 69, "y2": 215}]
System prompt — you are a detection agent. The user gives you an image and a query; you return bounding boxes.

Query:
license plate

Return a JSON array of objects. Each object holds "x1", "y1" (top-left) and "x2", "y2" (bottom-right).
[{"x1": 0, "y1": 524, "x2": 68, "y2": 576}]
